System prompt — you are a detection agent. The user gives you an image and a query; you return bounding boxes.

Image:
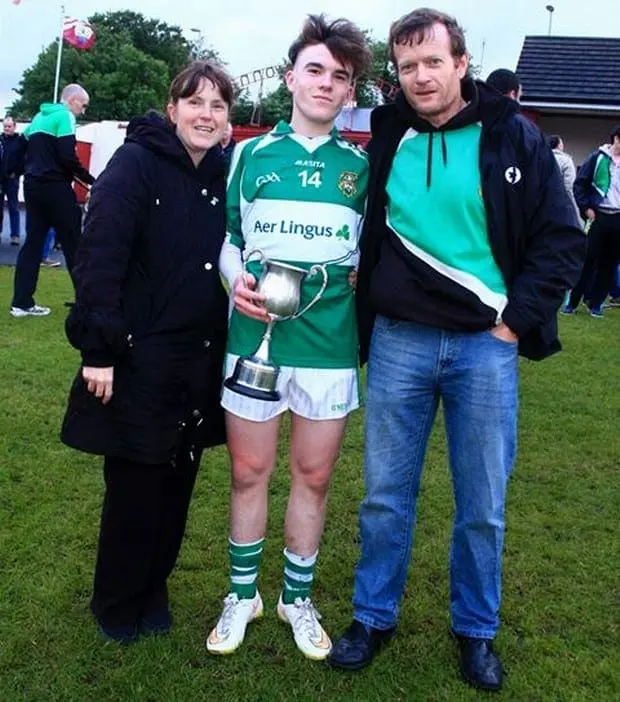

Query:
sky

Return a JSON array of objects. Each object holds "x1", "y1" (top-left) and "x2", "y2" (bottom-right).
[{"x1": 0, "y1": 0, "x2": 617, "y2": 115}]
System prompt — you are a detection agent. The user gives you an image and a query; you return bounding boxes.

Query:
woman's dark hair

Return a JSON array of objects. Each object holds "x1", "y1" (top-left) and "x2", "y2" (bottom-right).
[
  {"x1": 168, "y1": 60, "x2": 234, "y2": 108},
  {"x1": 288, "y1": 14, "x2": 371, "y2": 80},
  {"x1": 610, "y1": 125, "x2": 620, "y2": 143},
  {"x1": 388, "y1": 8, "x2": 467, "y2": 65},
  {"x1": 548, "y1": 135, "x2": 562, "y2": 150}
]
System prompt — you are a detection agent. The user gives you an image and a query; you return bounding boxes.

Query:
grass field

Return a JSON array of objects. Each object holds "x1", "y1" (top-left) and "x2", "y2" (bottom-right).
[{"x1": 0, "y1": 267, "x2": 618, "y2": 701}]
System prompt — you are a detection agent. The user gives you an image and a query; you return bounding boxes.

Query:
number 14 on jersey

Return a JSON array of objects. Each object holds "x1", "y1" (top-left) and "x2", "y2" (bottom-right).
[{"x1": 298, "y1": 170, "x2": 323, "y2": 188}]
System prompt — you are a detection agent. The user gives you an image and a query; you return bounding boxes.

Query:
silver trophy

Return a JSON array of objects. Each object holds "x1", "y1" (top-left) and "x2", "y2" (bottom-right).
[{"x1": 224, "y1": 249, "x2": 328, "y2": 401}]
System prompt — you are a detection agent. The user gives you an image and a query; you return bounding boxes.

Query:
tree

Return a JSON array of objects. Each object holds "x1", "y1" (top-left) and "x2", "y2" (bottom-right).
[
  {"x1": 230, "y1": 89, "x2": 255, "y2": 126},
  {"x1": 255, "y1": 63, "x2": 292, "y2": 127},
  {"x1": 10, "y1": 11, "x2": 220, "y2": 120},
  {"x1": 87, "y1": 11, "x2": 220, "y2": 75},
  {"x1": 356, "y1": 36, "x2": 398, "y2": 107}
]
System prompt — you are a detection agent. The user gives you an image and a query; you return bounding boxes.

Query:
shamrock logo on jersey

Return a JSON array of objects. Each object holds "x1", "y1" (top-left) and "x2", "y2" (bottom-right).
[
  {"x1": 336, "y1": 225, "x2": 350, "y2": 240},
  {"x1": 337, "y1": 171, "x2": 358, "y2": 198}
]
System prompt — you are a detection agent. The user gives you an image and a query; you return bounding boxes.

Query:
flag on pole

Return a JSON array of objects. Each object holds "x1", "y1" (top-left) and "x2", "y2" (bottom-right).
[{"x1": 62, "y1": 17, "x2": 96, "y2": 50}]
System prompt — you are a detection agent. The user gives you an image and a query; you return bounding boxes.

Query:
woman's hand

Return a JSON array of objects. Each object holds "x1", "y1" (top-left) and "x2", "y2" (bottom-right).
[
  {"x1": 82, "y1": 366, "x2": 114, "y2": 405},
  {"x1": 232, "y1": 273, "x2": 270, "y2": 322},
  {"x1": 348, "y1": 269, "x2": 358, "y2": 289}
]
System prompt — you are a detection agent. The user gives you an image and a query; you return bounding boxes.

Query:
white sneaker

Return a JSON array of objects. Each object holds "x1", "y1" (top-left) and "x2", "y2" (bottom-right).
[
  {"x1": 277, "y1": 594, "x2": 332, "y2": 660},
  {"x1": 206, "y1": 591, "x2": 263, "y2": 655},
  {"x1": 10, "y1": 305, "x2": 51, "y2": 318}
]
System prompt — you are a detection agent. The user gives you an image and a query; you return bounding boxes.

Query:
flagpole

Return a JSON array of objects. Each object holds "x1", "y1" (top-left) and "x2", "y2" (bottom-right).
[{"x1": 53, "y1": 3, "x2": 65, "y2": 102}]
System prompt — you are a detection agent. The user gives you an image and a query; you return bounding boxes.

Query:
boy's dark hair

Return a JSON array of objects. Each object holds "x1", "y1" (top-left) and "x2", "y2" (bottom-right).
[
  {"x1": 610, "y1": 125, "x2": 620, "y2": 143},
  {"x1": 548, "y1": 135, "x2": 562, "y2": 150},
  {"x1": 388, "y1": 8, "x2": 467, "y2": 66},
  {"x1": 288, "y1": 14, "x2": 371, "y2": 80},
  {"x1": 486, "y1": 68, "x2": 521, "y2": 96},
  {"x1": 168, "y1": 60, "x2": 234, "y2": 108}
]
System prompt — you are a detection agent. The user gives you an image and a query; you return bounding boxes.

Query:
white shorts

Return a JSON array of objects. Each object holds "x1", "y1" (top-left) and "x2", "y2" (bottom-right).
[{"x1": 221, "y1": 353, "x2": 361, "y2": 422}]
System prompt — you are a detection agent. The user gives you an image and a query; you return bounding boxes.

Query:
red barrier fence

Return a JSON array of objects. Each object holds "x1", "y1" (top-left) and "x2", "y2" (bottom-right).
[{"x1": 233, "y1": 124, "x2": 370, "y2": 147}]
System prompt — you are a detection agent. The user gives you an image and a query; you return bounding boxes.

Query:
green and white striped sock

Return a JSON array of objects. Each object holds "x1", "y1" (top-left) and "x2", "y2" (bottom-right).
[
  {"x1": 229, "y1": 537, "x2": 264, "y2": 600},
  {"x1": 282, "y1": 547, "x2": 317, "y2": 604}
]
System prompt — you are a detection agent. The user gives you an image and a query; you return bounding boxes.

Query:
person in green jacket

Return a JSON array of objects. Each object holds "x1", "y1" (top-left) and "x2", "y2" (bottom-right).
[{"x1": 10, "y1": 83, "x2": 94, "y2": 317}]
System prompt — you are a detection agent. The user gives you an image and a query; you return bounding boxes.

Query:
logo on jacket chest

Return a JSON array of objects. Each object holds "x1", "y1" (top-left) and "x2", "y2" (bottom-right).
[{"x1": 504, "y1": 166, "x2": 522, "y2": 185}]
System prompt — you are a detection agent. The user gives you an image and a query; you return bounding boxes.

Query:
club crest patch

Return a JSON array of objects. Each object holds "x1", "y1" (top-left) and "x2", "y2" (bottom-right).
[{"x1": 337, "y1": 171, "x2": 358, "y2": 198}]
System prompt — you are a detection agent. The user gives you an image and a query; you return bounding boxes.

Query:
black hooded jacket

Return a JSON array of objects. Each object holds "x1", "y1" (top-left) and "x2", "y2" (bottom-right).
[
  {"x1": 357, "y1": 79, "x2": 585, "y2": 362},
  {"x1": 61, "y1": 112, "x2": 229, "y2": 463},
  {"x1": 0, "y1": 132, "x2": 26, "y2": 179}
]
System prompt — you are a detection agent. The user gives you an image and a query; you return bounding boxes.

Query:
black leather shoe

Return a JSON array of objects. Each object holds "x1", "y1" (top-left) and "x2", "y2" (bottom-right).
[
  {"x1": 328, "y1": 620, "x2": 395, "y2": 670},
  {"x1": 455, "y1": 634, "x2": 503, "y2": 691}
]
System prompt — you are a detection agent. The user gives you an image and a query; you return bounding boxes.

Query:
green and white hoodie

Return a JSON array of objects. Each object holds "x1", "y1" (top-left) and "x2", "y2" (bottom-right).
[{"x1": 23, "y1": 102, "x2": 93, "y2": 184}]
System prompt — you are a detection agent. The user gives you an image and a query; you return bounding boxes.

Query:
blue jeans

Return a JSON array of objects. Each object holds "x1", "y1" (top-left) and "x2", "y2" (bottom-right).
[
  {"x1": 611, "y1": 264, "x2": 620, "y2": 298},
  {"x1": 1, "y1": 177, "x2": 21, "y2": 238},
  {"x1": 353, "y1": 316, "x2": 518, "y2": 639},
  {"x1": 42, "y1": 228, "x2": 56, "y2": 260}
]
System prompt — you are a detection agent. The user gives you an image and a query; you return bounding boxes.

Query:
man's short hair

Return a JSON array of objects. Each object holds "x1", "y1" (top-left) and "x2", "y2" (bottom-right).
[
  {"x1": 486, "y1": 69, "x2": 520, "y2": 96},
  {"x1": 610, "y1": 125, "x2": 620, "y2": 143},
  {"x1": 548, "y1": 135, "x2": 562, "y2": 150},
  {"x1": 388, "y1": 8, "x2": 467, "y2": 66},
  {"x1": 60, "y1": 83, "x2": 89, "y2": 102},
  {"x1": 288, "y1": 14, "x2": 371, "y2": 80}
]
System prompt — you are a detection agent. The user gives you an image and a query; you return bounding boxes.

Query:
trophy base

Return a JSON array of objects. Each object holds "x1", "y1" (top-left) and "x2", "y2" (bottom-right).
[
  {"x1": 223, "y1": 377, "x2": 281, "y2": 402},
  {"x1": 223, "y1": 355, "x2": 281, "y2": 402}
]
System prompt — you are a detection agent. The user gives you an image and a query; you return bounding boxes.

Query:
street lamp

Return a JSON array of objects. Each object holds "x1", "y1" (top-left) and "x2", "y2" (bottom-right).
[
  {"x1": 545, "y1": 5, "x2": 555, "y2": 36},
  {"x1": 188, "y1": 28, "x2": 202, "y2": 59}
]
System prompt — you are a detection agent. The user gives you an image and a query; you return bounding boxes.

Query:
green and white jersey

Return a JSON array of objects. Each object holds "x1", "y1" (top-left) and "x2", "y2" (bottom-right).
[{"x1": 225, "y1": 121, "x2": 368, "y2": 369}]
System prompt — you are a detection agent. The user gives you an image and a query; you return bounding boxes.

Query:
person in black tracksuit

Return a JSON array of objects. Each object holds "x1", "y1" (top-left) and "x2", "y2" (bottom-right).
[
  {"x1": 10, "y1": 84, "x2": 94, "y2": 316},
  {"x1": 60, "y1": 61, "x2": 234, "y2": 643},
  {"x1": 567, "y1": 126, "x2": 620, "y2": 316},
  {"x1": 328, "y1": 8, "x2": 585, "y2": 691},
  {"x1": 1, "y1": 116, "x2": 26, "y2": 244}
]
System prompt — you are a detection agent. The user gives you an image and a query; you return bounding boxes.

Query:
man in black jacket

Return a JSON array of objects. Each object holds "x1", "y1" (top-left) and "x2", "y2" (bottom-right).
[
  {"x1": 486, "y1": 68, "x2": 522, "y2": 101},
  {"x1": 10, "y1": 83, "x2": 94, "y2": 318},
  {"x1": 1, "y1": 116, "x2": 25, "y2": 245},
  {"x1": 565, "y1": 125, "x2": 620, "y2": 317},
  {"x1": 328, "y1": 9, "x2": 584, "y2": 690}
]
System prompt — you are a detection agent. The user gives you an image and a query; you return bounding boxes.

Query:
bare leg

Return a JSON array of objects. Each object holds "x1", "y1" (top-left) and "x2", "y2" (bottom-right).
[
  {"x1": 285, "y1": 414, "x2": 348, "y2": 556},
  {"x1": 226, "y1": 411, "x2": 282, "y2": 543}
]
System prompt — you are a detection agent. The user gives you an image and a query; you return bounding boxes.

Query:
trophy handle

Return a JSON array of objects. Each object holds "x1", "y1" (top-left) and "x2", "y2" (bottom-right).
[
  {"x1": 243, "y1": 249, "x2": 266, "y2": 268},
  {"x1": 292, "y1": 264, "x2": 328, "y2": 319}
]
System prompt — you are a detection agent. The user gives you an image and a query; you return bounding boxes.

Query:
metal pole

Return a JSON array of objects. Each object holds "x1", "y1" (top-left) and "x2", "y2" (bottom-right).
[
  {"x1": 545, "y1": 5, "x2": 555, "y2": 36},
  {"x1": 53, "y1": 3, "x2": 65, "y2": 102}
]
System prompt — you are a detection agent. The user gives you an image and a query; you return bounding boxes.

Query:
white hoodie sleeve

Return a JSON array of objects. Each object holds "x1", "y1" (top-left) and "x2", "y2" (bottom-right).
[{"x1": 218, "y1": 239, "x2": 244, "y2": 291}]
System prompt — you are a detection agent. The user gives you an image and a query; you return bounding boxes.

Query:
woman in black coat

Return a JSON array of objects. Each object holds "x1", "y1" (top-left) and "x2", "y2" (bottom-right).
[{"x1": 61, "y1": 61, "x2": 234, "y2": 643}]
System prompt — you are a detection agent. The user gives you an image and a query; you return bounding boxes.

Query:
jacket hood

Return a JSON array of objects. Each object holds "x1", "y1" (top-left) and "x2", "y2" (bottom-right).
[
  {"x1": 553, "y1": 149, "x2": 574, "y2": 164},
  {"x1": 599, "y1": 144, "x2": 613, "y2": 158},
  {"x1": 39, "y1": 102, "x2": 70, "y2": 116},
  {"x1": 371, "y1": 78, "x2": 519, "y2": 188},
  {"x1": 125, "y1": 110, "x2": 224, "y2": 179}
]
